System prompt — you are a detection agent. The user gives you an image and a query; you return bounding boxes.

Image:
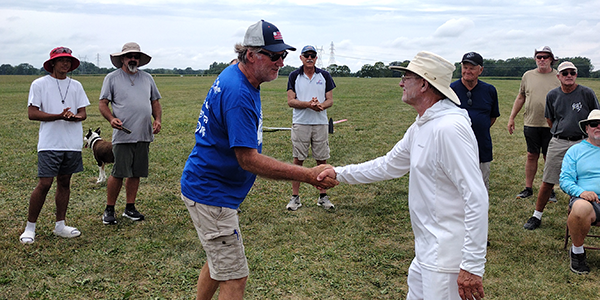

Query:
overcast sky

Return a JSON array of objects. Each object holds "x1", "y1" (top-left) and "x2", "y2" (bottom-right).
[{"x1": 2, "y1": 0, "x2": 600, "y2": 72}]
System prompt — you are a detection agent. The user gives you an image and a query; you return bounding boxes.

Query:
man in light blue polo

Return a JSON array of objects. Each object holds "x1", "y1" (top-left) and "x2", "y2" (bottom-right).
[{"x1": 286, "y1": 45, "x2": 337, "y2": 211}]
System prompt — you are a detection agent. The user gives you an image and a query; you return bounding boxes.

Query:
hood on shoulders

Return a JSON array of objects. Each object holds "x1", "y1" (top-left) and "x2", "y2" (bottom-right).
[{"x1": 416, "y1": 99, "x2": 471, "y2": 126}]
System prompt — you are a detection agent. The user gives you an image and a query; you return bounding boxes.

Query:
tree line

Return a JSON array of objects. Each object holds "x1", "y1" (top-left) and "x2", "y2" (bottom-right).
[{"x1": 2, "y1": 56, "x2": 599, "y2": 78}]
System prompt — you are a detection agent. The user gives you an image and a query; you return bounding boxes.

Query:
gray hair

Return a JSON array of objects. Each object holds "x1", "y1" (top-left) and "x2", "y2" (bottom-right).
[{"x1": 234, "y1": 43, "x2": 261, "y2": 64}]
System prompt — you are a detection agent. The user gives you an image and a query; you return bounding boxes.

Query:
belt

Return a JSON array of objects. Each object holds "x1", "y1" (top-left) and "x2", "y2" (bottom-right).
[{"x1": 553, "y1": 135, "x2": 584, "y2": 141}]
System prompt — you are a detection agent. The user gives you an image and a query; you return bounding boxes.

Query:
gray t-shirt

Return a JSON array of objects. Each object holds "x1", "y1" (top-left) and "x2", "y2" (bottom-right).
[
  {"x1": 100, "y1": 69, "x2": 161, "y2": 144},
  {"x1": 545, "y1": 85, "x2": 599, "y2": 137}
]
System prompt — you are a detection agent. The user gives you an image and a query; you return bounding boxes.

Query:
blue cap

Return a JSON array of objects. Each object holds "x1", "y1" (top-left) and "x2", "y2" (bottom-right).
[{"x1": 301, "y1": 45, "x2": 317, "y2": 54}]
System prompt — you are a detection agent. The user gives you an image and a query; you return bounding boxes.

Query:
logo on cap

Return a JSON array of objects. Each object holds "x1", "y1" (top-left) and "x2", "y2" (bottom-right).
[{"x1": 273, "y1": 31, "x2": 283, "y2": 41}]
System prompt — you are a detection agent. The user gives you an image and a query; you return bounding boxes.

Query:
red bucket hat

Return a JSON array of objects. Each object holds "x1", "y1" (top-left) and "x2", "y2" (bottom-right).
[{"x1": 43, "y1": 47, "x2": 80, "y2": 73}]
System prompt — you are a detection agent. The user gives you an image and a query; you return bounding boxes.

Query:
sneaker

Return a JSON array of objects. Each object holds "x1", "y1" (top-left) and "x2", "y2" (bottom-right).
[
  {"x1": 523, "y1": 216, "x2": 541, "y2": 230},
  {"x1": 286, "y1": 195, "x2": 302, "y2": 211},
  {"x1": 570, "y1": 251, "x2": 590, "y2": 275},
  {"x1": 103, "y1": 208, "x2": 117, "y2": 225},
  {"x1": 123, "y1": 207, "x2": 145, "y2": 221},
  {"x1": 317, "y1": 195, "x2": 335, "y2": 210},
  {"x1": 549, "y1": 190, "x2": 557, "y2": 203},
  {"x1": 516, "y1": 187, "x2": 533, "y2": 199}
]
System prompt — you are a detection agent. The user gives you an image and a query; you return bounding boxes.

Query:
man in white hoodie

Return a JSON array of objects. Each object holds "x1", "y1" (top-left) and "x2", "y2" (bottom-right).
[{"x1": 318, "y1": 51, "x2": 488, "y2": 300}]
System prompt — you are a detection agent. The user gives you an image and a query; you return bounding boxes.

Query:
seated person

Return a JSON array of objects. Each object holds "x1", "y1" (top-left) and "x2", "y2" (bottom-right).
[{"x1": 560, "y1": 109, "x2": 600, "y2": 275}]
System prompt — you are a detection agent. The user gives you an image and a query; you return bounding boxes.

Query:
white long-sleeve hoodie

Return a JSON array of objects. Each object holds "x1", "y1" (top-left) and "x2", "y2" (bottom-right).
[{"x1": 335, "y1": 99, "x2": 488, "y2": 277}]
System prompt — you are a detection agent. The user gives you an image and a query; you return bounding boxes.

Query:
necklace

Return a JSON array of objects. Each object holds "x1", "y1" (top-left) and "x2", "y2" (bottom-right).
[
  {"x1": 128, "y1": 72, "x2": 138, "y2": 86},
  {"x1": 56, "y1": 77, "x2": 72, "y2": 104}
]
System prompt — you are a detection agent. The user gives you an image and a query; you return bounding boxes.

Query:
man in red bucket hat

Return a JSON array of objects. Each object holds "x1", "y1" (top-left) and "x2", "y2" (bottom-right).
[{"x1": 19, "y1": 47, "x2": 90, "y2": 244}]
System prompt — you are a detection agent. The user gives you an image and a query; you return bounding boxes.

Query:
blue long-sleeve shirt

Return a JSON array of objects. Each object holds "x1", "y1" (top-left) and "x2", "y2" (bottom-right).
[{"x1": 560, "y1": 139, "x2": 600, "y2": 197}]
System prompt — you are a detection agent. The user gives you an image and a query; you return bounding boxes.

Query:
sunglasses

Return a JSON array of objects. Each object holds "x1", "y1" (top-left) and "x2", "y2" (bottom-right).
[
  {"x1": 52, "y1": 47, "x2": 72, "y2": 55},
  {"x1": 588, "y1": 121, "x2": 600, "y2": 128},
  {"x1": 125, "y1": 53, "x2": 141, "y2": 59},
  {"x1": 536, "y1": 55, "x2": 551, "y2": 60},
  {"x1": 258, "y1": 50, "x2": 288, "y2": 61},
  {"x1": 561, "y1": 70, "x2": 577, "y2": 76},
  {"x1": 303, "y1": 53, "x2": 317, "y2": 59},
  {"x1": 466, "y1": 91, "x2": 473, "y2": 106}
]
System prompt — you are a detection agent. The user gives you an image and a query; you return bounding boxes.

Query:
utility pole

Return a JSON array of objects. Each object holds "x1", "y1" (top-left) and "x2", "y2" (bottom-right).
[{"x1": 328, "y1": 42, "x2": 336, "y2": 67}]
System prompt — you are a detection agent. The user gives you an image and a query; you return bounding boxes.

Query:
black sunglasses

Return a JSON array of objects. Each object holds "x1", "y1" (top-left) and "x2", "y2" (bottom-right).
[
  {"x1": 303, "y1": 53, "x2": 317, "y2": 59},
  {"x1": 466, "y1": 91, "x2": 473, "y2": 106},
  {"x1": 258, "y1": 50, "x2": 288, "y2": 61},
  {"x1": 588, "y1": 121, "x2": 600, "y2": 128},
  {"x1": 561, "y1": 70, "x2": 577, "y2": 76},
  {"x1": 536, "y1": 55, "x2": 551, "y2": 60},
  {"x1": 125, "y1": 53, "x2": 141, "y2": 59}
]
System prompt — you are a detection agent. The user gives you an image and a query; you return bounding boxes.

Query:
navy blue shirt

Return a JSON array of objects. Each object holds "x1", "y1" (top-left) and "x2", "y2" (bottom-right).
[{"x1": 451, "y1": 79, "x2": 500, "y2": 163}]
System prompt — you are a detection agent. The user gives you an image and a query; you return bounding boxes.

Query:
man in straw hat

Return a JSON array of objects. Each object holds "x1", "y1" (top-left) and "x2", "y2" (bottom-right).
[
  {"x1": 508, "y1": 46, "x2": 561, "y2": 201},
  {"x1": 180, "y1": 20, "x2": 337, "y2": 299},
  {"x1": 318, "y1": 51, "x2": 488, "y2": 300},
  {"x1": 99, "y1": 42, "x2": 162, "y2": 225},
  {"x1": 19, "y1": 47, "x2": 90, "y2": 244},
  {"x1": 523, "y1": 61, "x2": 599, "y2": 230},
  {"x1": 561, "y1": 109, "x2": 600, "y2": 275}
]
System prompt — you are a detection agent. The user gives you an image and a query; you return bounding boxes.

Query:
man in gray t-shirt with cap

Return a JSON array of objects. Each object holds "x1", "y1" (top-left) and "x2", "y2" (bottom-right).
[
  {"x1": 99, "y1": 42, "x2": 162, "y2": 225},
  {"x1": 523, "y1": 61, "x2": 599, "y2": 230}
]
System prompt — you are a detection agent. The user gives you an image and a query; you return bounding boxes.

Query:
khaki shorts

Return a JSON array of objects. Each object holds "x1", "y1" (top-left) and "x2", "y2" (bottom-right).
[
  {"x1": 181, "y1": 194, "x2": 249, "y2": 281},
  {"x1": 542, "y1": 137, "x2": 580, "y2": 184},
  {"x1": 291, "y1": 124, "x2": 330, "y2": 161}
]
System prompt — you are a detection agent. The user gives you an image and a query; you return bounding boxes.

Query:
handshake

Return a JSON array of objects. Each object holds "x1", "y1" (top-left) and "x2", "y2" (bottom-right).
[{"x1": 308, "y1": 164, "x2": 339, "y2": 190}]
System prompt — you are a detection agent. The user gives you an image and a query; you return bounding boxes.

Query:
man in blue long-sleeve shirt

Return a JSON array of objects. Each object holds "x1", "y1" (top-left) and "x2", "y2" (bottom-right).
[{"x1": 560, "y1": 109, "x2": 600, "y2": 275}]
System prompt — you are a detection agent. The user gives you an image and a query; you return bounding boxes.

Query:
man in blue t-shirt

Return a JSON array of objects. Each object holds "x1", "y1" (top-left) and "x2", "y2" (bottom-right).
[
  {"x1": 180, "y1": 20, "x2": 338, "y2": 300},
  {"x1": 451, "y1": 52, "x2": 500, "y2": 191}
]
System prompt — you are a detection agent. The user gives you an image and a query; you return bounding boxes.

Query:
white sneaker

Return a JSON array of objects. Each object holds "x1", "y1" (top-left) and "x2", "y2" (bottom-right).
[
  {"x1": 286, "y1": 195, "x2": 302, "y2": 211},
  {"x1": 317, "y1": 195, "x2": 335, "y2": 210}
]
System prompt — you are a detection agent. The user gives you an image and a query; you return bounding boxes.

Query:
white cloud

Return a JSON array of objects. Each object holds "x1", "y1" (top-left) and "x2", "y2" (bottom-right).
[{"x1": 433, "y1": 18, "x2": 475, "y2": 38}]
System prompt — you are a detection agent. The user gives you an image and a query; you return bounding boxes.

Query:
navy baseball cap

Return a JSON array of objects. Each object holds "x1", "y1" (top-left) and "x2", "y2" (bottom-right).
[
  {"x1": 301, "y1": 45, "x2": 317, "y2": 54},
  {"x1": 243, "y1": 20, "x2": 296, "y2": 52},
  {"x1": 461, "y1": 52, "x2": 483, "y2": 66}
]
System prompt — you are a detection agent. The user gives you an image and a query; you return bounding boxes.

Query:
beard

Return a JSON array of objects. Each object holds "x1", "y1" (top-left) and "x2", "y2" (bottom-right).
[{"x1": 127, "y1": 61, "x2": 138, "y2": 73}]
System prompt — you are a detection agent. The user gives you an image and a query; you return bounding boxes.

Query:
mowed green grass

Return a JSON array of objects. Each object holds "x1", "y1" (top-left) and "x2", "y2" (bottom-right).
[{"x1": 2, "y1": 74, "x2": 600, "y2": 299}]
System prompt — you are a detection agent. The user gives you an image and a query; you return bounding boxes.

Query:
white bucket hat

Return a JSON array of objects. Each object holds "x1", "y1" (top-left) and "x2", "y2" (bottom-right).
[
  {"x1": 390, "y1": 51, "x2": 460, "y2": 105},
  {"x1": 110, "y1": 42, "x2": 152, "y2": 68},
  {"x1": 579, "y1": 109, "x2": 600, "y2": 135}
]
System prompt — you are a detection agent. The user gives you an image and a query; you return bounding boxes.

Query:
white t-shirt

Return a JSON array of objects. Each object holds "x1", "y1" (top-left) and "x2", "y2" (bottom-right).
[{"x1": 27, "y1": 75, "x2": 90, "y2": 152}]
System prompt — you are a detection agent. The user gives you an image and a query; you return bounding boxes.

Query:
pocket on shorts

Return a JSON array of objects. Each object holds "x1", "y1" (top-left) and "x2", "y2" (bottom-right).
[{"x1": 212, "y1": 233, "x2": 246, "y2": 273}]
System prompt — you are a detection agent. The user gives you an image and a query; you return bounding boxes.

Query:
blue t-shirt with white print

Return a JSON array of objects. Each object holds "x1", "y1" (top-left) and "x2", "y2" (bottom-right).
[{"x1": 181, "y1": 64, "x2": 263, "y2": 209}]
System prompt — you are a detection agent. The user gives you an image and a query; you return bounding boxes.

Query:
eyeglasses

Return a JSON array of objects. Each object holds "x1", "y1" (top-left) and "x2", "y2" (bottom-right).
[
  {"x1": 588, "y1": 121, "x2": 600, "y2": 128},
  {"x1": 258, "y1": 50, "x2": 288, "y2": 61},
  {"x1": 401, "y1": 75, "x2": 420, "y2": 83},
  {"x1": 52, "y1": 47, "x2": 72, "y2": 55},
  {"x1": 125, "y1": 53, "x2": 141, "y2": 59},
  {"x1": 536, "y1": 55, "x2": 551, "y2": 60},
  {"x1": 303, "y1": 53, "x2": 317, "y2": 59},
  {"x1": 466, "y1": 91, "x2": 473, "y2": 106},
  {"x1": 561, "y1": 70, "x2": 577, "y2": 76}
]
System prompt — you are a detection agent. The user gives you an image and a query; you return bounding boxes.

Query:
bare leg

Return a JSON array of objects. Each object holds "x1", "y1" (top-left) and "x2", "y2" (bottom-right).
[
  {"x1": 535, "y1": 182, "x2": 554, "y2": 212},
  {"x1": 106, "y1": 175, "x2": 123, "y2": 206},
  {"x1": 125, "y1": 177, "x2": 140, "y2": 204},
  {"x1": 27, "y1": 177, "x2": 54, "y2": 223},
  {"x1": 292, "y1": 158, "x2": 304, "y2": 195},
  {"x1": 54, "y1": 174, "x2": 73, "y2": 221}
]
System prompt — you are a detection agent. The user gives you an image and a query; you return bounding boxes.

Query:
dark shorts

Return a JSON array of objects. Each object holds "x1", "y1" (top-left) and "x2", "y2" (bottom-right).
[
  {"x1": 37, "y1": 151, "x2": 83, "y2": 177},
  {"x1": 111, "y1": 142, "x2": 150, "y2": 178},
  {"x1": 570, "y1": 197, "x2": 600, "y2": 226},
  {"x1": 524, "y1": 126, "x2": 552, "y2": 155}
]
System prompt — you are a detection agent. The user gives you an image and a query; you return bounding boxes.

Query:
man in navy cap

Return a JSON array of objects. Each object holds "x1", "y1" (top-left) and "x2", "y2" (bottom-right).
[
  {"x1": 451, "y1": 52, "x2": 500, "y2": 191},
  {"x1": 286, "y1": 45, "x2": 336, "y2": 211},
  {"x1": 180, "y1": 21, "x2": 338, "y2": 300}
]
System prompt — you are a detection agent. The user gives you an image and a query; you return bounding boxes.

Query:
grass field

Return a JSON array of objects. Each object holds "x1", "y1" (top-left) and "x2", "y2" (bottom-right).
[{"x1": 2, "y1": 74, "x2": 600, "y2": 299}]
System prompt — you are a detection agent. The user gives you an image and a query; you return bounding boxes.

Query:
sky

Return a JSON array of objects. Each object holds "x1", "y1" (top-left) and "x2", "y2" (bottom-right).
[{"x1": 2, "y1": 0, "x2": 600, "y2": 73}]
